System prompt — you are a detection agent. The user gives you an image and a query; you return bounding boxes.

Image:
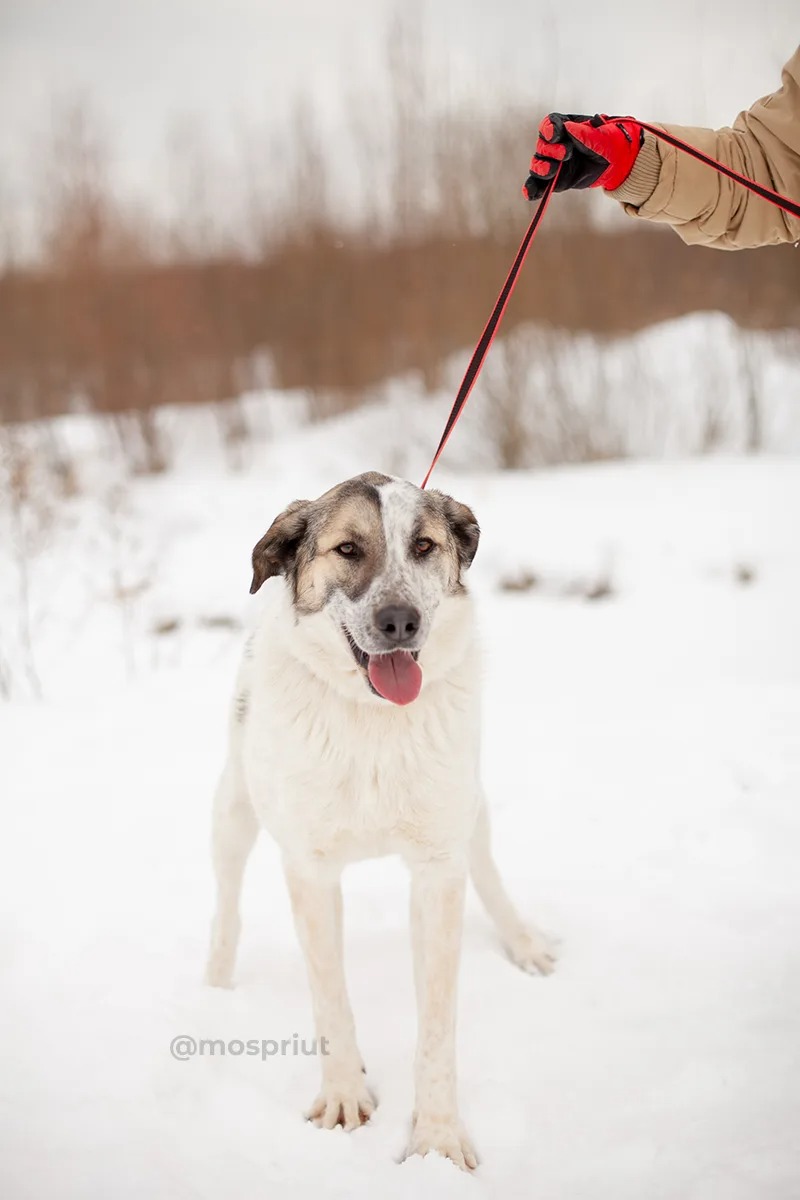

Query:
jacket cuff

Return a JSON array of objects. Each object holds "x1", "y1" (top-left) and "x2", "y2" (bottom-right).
[{"x1": 608, "y1": 132, "x2": 662, "y2": 207}]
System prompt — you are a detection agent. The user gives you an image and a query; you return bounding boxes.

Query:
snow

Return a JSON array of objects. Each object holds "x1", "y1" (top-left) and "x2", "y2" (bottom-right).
[{"x1": 2, "y1": 318, "x2": 800, "y2": 1197}]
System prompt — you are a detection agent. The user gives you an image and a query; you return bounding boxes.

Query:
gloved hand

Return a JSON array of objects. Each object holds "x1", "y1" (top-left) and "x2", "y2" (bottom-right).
[{"x1": 523, "y1": 113, "x2": 644, "y2": 200}]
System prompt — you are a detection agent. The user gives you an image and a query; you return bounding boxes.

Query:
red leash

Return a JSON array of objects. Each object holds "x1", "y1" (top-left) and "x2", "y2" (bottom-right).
[
  {"x1": 420, "y1": 166, "x2": 561, "y2": 489},
  {"x1": 634, "y1": 120, "x2": 800, "y2": 221},
  {"x1": 420, "y1": 124, "x2": 800, "y2": 488}
]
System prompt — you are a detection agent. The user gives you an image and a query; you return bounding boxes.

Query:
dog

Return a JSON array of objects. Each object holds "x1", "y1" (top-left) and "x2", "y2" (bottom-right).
[{"x1": 205, "y1": 471, "x2": 555, "y2": 1170}]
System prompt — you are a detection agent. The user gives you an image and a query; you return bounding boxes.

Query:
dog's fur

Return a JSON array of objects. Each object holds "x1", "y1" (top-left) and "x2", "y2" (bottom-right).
[{"x1": 206, "y1": 473, "x2": 554, "y2": 1170}]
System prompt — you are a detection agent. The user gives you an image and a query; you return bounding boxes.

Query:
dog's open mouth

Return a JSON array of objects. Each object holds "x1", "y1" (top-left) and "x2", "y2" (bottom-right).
[{"x1": 343, "y1": 628, "x2": 422, "y2": 706}]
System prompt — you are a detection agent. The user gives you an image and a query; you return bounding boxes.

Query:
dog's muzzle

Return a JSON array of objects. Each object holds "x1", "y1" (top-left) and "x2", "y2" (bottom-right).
[{"x1": 342, "y1": 627, "x2": 422, "y2": 706}]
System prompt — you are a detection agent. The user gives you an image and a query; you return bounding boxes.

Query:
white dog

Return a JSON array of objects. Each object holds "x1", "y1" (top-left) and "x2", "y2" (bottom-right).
[{"x1": 206, "y1": 472, "x2": 554, "y2": 1170}]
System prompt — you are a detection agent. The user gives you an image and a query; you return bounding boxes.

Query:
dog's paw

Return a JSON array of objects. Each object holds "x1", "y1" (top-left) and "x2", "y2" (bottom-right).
[
  {"x1": 505, "y1": 925, "x2": 557, "y2": 976},
  {"x1": 205, "y1": 916, "x2": 241, "y2": 988},
  {"x1": 204, "y1": 948, "x2": 235, "y2": 989},
  {"x1": 406, "y1": 1115, "x2": 478, "y2": 1172},
  {"x1": 306, "y1": 1077, "x2": 376, "y2": 1131}
]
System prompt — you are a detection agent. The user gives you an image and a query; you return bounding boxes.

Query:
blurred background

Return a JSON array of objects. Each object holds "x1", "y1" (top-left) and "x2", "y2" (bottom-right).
[{"x1": 0, "y1": 3, "x2": 797, "y2": 698}]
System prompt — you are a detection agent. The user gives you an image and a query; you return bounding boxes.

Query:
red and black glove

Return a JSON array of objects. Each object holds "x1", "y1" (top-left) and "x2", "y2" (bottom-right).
[{"x1": 523, "y1": 113, "x2": 643, "y2": 200}]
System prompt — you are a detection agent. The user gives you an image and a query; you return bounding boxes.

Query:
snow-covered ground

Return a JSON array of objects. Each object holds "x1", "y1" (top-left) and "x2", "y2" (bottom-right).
[
  {"x1": 2, "y1": 329, "x2": 800, "y2": 1197},
  {"x1": 3, "y1": 313, "x2": 799, "y2": 704}
]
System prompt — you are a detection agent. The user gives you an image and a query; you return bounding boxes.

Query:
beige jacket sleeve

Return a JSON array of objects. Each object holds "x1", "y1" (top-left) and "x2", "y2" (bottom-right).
[{"x1": 609, "y1": 46, "x2": 800, "y2": 249}]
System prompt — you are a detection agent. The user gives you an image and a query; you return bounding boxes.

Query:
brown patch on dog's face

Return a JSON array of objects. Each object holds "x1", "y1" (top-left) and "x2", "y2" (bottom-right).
[
  {"x1": 294, "y1": 482, "x2": 388, "y2": 613},
  {"x1": 249, "y1": 473, "x2": 392, "y2": 609},
  {"x1": 424, "y1": 491, "x2": 480, "y2": 591}
]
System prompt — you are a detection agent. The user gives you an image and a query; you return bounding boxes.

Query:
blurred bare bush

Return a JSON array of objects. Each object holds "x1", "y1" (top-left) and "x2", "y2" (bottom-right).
[{"x1": 0, "y1": 18, "x2": 797, "y2": 475}]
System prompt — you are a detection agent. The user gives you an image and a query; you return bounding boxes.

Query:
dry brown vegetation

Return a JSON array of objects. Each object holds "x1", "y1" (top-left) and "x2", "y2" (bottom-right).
[
  {"x1": 0, "y1": 14, "x2": 797, "y2": 701},
  {"x1": 1, "y1": 24, "x2": 797, "y2": 468}
]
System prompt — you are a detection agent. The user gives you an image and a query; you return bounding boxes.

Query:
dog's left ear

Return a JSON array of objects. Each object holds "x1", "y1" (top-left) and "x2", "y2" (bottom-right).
[
  {"x1": 437, "y1": 493, "x2": 480, "y2": 569},
  {"x1": 250, "y1": 500, "x2": 311, "y2": 594}
]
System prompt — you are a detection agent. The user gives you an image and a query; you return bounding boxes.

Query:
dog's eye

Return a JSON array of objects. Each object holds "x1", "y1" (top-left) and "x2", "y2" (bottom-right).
[
  {"x1": 335, "y1": 542, "x2": 358, "y2": 557},
  {"x1": 414, "y1": 538, "x2": 434, "y2": 556}
]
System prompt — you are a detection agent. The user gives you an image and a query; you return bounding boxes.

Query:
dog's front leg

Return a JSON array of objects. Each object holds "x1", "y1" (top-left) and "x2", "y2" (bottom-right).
[
  {"x1": 407, "y1": 859, "x2": 477, "y2": 1171},
  {"x1": 284, "y1": 864, "x2": 374, "y2": 1131}
]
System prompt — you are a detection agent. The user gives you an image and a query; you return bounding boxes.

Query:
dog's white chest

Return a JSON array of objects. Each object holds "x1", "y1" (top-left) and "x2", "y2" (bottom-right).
[{"x1": 243, "y1": 667, "x2": 479, "y2": 864}]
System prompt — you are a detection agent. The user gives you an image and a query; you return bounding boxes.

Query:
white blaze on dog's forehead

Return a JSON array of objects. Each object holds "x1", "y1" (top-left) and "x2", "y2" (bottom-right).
[{"x1": 376, "y1": 479, "x2": 423, "y2": 566}]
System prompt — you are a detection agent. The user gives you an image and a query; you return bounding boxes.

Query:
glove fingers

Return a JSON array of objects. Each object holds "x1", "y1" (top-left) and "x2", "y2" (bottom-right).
[
  {"x1": 538, "y1": 112, "x2": 592, "y2": 143},
  {"x1": 526, "y1": 155, "x2": 559, "y2": 192},
  {"x1": 522, "y1": 173, "x2": 547, "y2": 200},
  {"x1": 524, "y1": 152, "x2": 565, "y2": 198},
  {"x1": 531, "y1": 140, "x2": 566, "y2": 167},
  {"x1": 537, "y1": 115, "x2": 559, "y2": 144},
  {"x1": 529, "y1": 158, "x2": 556, "y2": 179}
]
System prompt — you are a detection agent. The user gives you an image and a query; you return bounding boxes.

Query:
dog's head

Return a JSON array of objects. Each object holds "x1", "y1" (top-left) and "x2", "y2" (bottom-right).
[{"x1": 250, "y1": 472, "x2": 479, "y2": 705}]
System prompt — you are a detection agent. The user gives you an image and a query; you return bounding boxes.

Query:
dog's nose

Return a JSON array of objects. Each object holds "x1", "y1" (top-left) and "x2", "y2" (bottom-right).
[{"x1": 375, "y1": 604, "x2": 421, "y2": 645}]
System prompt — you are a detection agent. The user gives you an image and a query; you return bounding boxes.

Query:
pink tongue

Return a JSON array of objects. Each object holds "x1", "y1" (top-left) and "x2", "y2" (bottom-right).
[{"x1": 367, "y1": 651, "x2": 423, "y2": 706}]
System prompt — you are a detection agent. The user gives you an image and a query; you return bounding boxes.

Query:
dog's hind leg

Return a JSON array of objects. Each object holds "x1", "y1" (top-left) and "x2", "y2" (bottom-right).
[
  {"x1": 470, "y1": 798, "x2": 556, "y2": 976},
  {"x1": 205, "y1": 756, "x2": 258, "y2": 988}
]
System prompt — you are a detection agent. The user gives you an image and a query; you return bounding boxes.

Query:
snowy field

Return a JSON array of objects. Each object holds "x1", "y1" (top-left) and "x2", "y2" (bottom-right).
[{"x1": 2, "y1": 325, "x2": 800, "y2": 1198}]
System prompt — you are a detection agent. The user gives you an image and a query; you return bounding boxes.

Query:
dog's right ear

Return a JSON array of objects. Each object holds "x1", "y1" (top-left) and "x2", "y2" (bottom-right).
[{"x1": 250, "y1": 500, "x2": 311, "y2": 594}]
